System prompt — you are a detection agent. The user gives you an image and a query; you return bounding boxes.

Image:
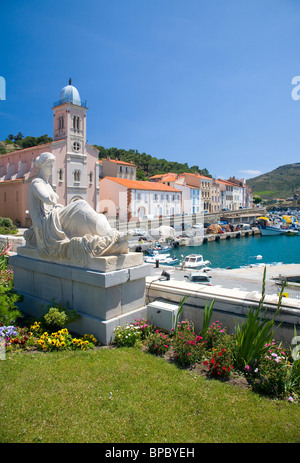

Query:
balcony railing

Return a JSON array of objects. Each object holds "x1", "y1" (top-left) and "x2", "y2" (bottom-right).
[{"x1": 53, "y1": 97, "x2": 87, "y2": 108}]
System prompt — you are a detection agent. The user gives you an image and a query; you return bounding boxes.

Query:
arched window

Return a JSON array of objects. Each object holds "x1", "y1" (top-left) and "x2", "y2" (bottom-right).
[
  {"x1": 58, "y1": 115, "x2": 64, "y2": 130},
  {"x1": 73, "y1": 115, "x2": 80, "y2": 130}
]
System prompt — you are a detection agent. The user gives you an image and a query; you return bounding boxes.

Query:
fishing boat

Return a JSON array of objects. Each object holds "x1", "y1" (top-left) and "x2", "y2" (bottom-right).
[
  {"x1": 181, "y1": 254, "x2": 211, "y2": 268},
  {"x1": 257, "y1": 217, "x2": 288, "y2": 236},
  {"x1": 144, "y1": 252, "x2": 179, "y2": 266},
  {"x1": 146, "y1": 244, "x2": 173, "y2": 255},
  {"x1": 258, "y1": 225, "x2": 288, "y2": 236}
]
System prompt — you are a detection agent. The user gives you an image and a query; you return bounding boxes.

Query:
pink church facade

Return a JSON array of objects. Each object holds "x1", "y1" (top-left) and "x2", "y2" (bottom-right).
[{"x1": 0, "y1": 81, "x2": 100, "y2": 227}]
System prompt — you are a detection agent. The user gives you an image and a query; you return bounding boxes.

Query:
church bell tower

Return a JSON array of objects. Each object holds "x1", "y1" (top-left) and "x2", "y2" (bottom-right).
[{"x1": 52, "y1": 78, "x2": 87, "y2": 155}]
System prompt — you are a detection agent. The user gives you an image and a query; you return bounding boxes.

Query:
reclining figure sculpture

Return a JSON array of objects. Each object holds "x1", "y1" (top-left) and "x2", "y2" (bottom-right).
[{"x1": 24, "y1": 152, "x2": 130, "y2": 264}]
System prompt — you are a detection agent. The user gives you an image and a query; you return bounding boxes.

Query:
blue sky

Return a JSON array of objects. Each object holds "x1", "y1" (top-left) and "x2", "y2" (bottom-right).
[{"x1": 1, "y1": 0, "x2": 300, "y2": 180}]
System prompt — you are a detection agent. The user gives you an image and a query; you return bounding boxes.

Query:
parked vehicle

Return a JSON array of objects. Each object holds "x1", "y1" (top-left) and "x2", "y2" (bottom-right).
[{"x1": 184, "y1": 273, "x2": 212, "y2": 285}]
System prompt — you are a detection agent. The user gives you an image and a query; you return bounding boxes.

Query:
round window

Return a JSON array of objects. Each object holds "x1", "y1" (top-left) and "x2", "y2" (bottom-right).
[{"x1": 73, "y1": 141, "x2": 80, "y2": 152}]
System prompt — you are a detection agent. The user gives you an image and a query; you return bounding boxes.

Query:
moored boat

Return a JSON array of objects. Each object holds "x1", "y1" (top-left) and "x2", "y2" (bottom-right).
[
  {"x1": 144, "y1": 251, "x2": 179, "y2": 266},
  {"x1": 181, "y1": 254, "x2": 211, "y2": 268},
  {"x1": 258, "y1": 225, "x2": 288, "y2": 236},
  {"x1": 147, "y1": 244, "x2": 173, "y2": 255}
]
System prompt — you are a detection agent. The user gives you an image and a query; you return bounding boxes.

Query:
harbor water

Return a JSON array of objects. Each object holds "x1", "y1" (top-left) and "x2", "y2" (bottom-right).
[{"x1": 170, "y1": 233, "x2": 300, "y2": 269}]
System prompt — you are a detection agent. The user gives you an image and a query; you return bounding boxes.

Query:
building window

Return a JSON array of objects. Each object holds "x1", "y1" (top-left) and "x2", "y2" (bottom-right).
[
  {"x1": 73, "y1": 141, "x2": 80, "y2": 152},
  {"x1": 74, "y1": 170, "x2": 81, "y2": 183},
  {"x1": 89, "y1": 171, "x2": 93, "y2": 184},
  {"x1": 58, "y1": 168, "x2": 63, "y2": 182},
  {"x1": 73, "y1": 116, "x2": 80, "y2": 130},
  {"x1": 57, "y1": 115, "x2": 64, "y2": 130}
]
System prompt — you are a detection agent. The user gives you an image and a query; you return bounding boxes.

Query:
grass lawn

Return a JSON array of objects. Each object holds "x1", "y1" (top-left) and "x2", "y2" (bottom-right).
[{"x1": 1, "y1": 346, "x2": 299, "y2": 443}]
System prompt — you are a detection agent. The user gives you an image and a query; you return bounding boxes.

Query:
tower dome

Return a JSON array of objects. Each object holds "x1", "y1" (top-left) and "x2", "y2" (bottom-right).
[{"x1": 59, "y1": 78, "x2": 81, "y2": 106}]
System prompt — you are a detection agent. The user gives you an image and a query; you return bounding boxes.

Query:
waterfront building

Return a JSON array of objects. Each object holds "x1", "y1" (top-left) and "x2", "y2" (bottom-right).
[
  {"x1": 176, "y1": 172, "x2": 212, "y2": 212},
  {"x1": 227, "y1": 176, "x2": 253, "y2": 208},
  {"x1": 99, "y1": 176, "x2": 182, "y2": 221},
  {"x1": 100, "y1": 158, "x2": 136, "y2": 180},
  {"x1": 173, "y1": 177, "x2": 201, "y2": 215}
]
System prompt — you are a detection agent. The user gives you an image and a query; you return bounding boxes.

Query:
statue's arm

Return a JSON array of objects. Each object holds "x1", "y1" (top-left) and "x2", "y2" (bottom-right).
[{"x1": 32, "y1": 180, "x2": 58, "y2": 205}]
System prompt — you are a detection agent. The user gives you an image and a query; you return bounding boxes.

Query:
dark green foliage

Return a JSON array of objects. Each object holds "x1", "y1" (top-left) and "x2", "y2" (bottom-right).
[{"x1": 95, "y1": 145, "x2": 211, "y2": 179}]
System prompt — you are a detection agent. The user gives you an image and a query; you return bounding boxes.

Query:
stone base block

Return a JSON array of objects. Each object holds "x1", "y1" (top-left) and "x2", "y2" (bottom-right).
[
  {"x1": 10, "y1": 251, "x2": 152, "y2": 345},
  {"x1": 16, "y1": 246, "x2": 144, "y2": 272}
]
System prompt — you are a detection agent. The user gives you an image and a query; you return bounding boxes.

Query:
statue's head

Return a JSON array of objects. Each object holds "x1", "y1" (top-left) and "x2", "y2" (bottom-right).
[{"x1": 35, "y1": 152, "x2": 56, "y2": 171}]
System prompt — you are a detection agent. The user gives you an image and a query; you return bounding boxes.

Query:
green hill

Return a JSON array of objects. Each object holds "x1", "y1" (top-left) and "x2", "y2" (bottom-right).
[{"x1": 247, "y1": 163, "x2": 300, "y2": 200}]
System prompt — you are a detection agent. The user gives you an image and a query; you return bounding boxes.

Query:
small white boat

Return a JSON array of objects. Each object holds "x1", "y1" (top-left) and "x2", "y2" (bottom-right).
[
  {"x1": 144, "y1": 252, "x2": 179, "y2": 266},
  {"x1": 258, "y1": 225, "x2": 288, "y2": 236},
  {"x1": 181, "y1": 254, "x2": 211, "y2": 268},
  {"x1": 147, "y1": 245, "x2": 173, "y2": 255}
]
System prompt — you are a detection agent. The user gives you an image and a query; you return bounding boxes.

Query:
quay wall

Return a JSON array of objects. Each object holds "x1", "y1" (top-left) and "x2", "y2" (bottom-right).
[{"x1": 145, "y1": 277, "x2": 300, "y2": 346}]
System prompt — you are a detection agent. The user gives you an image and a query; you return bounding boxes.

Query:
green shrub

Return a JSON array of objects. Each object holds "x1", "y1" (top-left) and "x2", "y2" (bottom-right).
[
  {"x1": 203, "y1": 347, "x2": 235, "y2": 380},
  {"x1": 250, "y1": 342, "x2": 292, "y2": 398},
  {"x1": 145, "y1": 330, "x2": 171, "y2": 356},
  {"x1": 0, "y1": 256, "x2": 21, "y2": 325},
  {"x1": 203, "y1": 320, "x2": 228, "y2": 350},
  {"x1": 43, "y1": 303, "x2": 80, "y2": 331},
  {"x1": 172, "y1": 325, "x2": 205, "y2": 367},
  {"x1": 0, "y1": 283, "x2": 21, "y2": 325},
  {"x1": 0, "y1": 217, "x2": 16, "y2": 230}
]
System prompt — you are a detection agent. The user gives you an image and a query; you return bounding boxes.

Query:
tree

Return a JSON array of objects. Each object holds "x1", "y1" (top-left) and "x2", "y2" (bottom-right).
[{"x1": 253, "y1": 195, "x2": 263, "y2": 205}]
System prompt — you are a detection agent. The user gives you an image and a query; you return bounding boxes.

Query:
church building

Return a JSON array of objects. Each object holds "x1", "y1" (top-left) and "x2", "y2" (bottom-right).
[{"x1": 0, "y1": 80, "x2": 100, "y2": 227}]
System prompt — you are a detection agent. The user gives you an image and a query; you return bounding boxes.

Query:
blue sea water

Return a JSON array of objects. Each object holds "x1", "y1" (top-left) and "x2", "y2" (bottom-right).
[{"x1": 171, "y1": 234, "x2": 300, "y2": 269}]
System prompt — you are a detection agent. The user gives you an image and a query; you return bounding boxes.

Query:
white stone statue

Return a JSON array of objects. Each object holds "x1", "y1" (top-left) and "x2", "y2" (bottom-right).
[{"x1": 24, "y1": 152, "x2": 130, "y2": 264}]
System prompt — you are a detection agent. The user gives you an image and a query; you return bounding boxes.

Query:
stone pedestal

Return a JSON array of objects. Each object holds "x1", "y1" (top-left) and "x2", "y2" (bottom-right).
[{"x1": 10, "y1": 248, "x2": 152, "y2": 345}]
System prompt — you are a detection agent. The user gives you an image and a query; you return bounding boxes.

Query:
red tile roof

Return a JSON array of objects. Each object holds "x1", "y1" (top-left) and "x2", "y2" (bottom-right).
[
  {"x1": 102, "y1": 177, "x2": 182, "y2": 192},
  {"x1": 102, "y1": 158, "x2": 136, "y2": 166}
]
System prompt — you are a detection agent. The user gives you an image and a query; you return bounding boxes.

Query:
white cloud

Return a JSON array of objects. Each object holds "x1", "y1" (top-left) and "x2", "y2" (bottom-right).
[{"x1": 238, "y1": 169, "x2": 262, "y2": 177}]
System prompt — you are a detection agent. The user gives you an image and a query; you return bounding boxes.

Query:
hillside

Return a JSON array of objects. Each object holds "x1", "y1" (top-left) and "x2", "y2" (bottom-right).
[
  {"x1": 247, "y1": 163, "x2": 300, "y2": 200},
  {"x1": 93, "y1": 145, "x2": 211, "y2": 180}
]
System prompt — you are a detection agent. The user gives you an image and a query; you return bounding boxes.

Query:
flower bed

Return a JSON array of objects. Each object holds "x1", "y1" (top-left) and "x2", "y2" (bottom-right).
[{"x1": 1, "y1": 321, "x2": 97, "y2": 353}]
